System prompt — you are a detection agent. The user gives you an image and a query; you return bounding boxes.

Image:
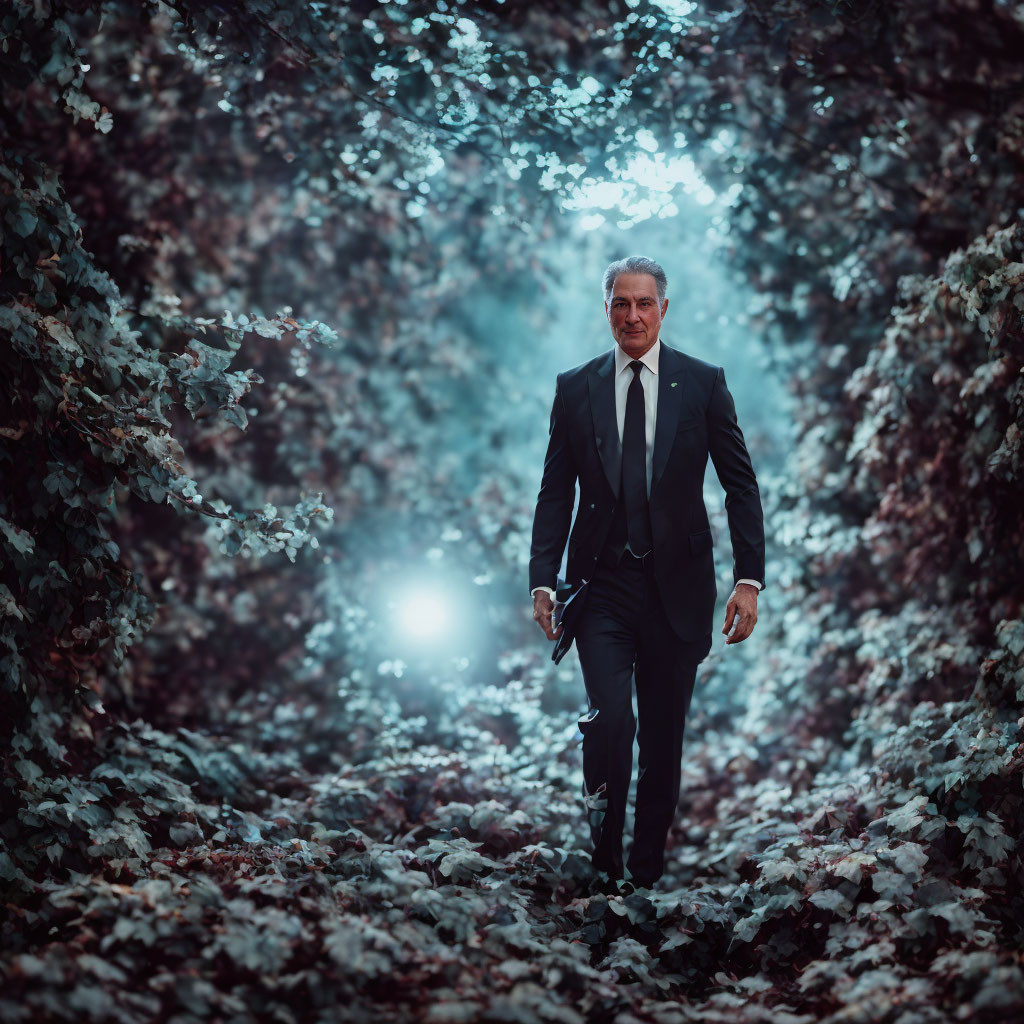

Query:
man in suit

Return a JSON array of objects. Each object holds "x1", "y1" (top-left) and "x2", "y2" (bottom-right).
[{"x1": 529, "y1": 255, "x2": 765, "y2": 893}]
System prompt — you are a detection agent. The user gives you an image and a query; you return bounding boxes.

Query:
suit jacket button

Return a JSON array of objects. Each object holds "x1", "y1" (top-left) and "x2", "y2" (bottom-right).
[{"x1": 589, "y1": 503, "x2": 595, "y2": 509}]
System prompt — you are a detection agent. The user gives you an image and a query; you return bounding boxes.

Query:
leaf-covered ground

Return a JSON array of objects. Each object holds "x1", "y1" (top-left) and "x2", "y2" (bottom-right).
[{"x1": 5, "y1": 609, "x2": 1022, "y2": 1023}]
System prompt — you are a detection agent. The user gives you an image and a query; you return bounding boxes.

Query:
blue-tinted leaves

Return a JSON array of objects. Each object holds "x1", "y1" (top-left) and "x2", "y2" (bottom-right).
[
  {"x1": 808, "y1": 887, "x2": 854, "y2": 915},
  {"x1": 956, "y1": 812, "x2": 1014, "y2": 869},
  {"x1": 42, "y1": 463, "x2": 77, "y2": 498},
  {"x1": 0, "y1": 515, "x2": 36, "y2": 557},
  {"x1": 5, "y1": 201, "x2": 37, "y2": 237}
]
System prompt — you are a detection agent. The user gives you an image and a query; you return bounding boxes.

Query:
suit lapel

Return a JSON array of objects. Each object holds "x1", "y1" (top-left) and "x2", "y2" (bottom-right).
[
  {"x1": 587, "y1": 349, "x2": 620, "y2": 496},
  {"x1": 651, "y1": 342, "x2": 689, "y2": 490}
]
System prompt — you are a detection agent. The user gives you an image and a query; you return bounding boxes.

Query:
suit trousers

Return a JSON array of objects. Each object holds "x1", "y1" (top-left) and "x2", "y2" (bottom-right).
[{"x1": 574, "y1": 544, "x2": 711, "y2": 886}]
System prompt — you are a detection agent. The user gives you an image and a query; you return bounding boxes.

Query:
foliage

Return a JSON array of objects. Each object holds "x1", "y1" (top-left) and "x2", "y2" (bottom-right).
[{"x1": 2, "y1": 0, "x2": 1024, "y2": 1021}]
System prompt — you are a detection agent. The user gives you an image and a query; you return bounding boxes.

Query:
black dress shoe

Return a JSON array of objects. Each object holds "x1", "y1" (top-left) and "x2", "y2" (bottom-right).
[
  {"x1": 585, "y1": 873, "x2": 621, "y2": 897},
  {"x1": 621, "y1": 877, "x2": 656, "y2": 894}
]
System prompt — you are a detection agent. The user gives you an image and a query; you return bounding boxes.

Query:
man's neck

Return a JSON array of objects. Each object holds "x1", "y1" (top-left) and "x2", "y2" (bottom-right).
[{"x1": 615, "y1": 336, "x2": 661, "y2": 364}]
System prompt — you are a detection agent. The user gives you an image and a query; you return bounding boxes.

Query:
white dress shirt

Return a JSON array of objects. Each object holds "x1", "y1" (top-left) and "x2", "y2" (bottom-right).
[{"x1": 532, "y1": 338, "x2": 763, "y2": 600}]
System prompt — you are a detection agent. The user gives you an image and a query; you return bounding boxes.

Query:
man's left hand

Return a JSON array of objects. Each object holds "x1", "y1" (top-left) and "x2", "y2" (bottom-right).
[{"x1": 722, "y1": 583, "x2": 758, "y2": 644}]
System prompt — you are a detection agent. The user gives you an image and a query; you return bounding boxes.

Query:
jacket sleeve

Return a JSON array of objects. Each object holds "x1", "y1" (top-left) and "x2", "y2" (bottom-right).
[
  {"x1": 529, "y1": 374, "x2": 578, "y2": 595},
  {"x1": 707, "y1": 366, "x2": 766, "y2": 590}
]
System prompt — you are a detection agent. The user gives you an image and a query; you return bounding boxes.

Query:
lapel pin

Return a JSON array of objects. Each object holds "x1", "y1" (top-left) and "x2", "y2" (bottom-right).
[{"x1": 671, "y1": 382, "x2": 678, "y2": 388}]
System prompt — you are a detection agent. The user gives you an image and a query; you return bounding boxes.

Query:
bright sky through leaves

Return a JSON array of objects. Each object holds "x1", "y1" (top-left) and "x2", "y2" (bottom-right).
[{"x1": 563, "y1": 129, "x2": 737, "y2": 229}]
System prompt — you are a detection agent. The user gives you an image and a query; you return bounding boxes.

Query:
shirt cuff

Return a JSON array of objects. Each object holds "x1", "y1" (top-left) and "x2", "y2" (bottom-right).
[
  {"x1": 531, "y1": 586, "x2": 556, "y2": 600},
  {"x1": 736, "y1": 578, "x2": 762, "y2": 591}
]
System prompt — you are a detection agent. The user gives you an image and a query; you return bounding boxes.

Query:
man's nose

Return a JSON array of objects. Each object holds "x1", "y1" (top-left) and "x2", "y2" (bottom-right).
[{"x1": 625, "y1": 304, "x2": 640, "y2": 321}]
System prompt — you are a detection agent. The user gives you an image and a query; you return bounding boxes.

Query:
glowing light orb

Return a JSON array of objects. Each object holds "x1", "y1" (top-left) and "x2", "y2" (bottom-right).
[{"x1": 395, "y1": 587, "x2": 451, "y2": 641}]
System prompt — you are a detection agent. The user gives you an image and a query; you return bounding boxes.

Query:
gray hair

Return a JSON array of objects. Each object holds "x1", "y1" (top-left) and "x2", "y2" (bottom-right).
[{"x1": 602, "y1": 255, "x2": 668, "y2": 305}]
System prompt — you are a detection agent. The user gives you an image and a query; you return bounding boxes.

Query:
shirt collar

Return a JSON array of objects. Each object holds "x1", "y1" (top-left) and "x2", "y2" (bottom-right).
[{"x1": 614, "y1": 337, "x2": 661, "y2": 377}]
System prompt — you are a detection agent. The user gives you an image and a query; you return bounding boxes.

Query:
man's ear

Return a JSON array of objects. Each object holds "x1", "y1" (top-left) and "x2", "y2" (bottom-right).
[{"x1": 661, "y1": 297, "x2": 669, "y2": 318}]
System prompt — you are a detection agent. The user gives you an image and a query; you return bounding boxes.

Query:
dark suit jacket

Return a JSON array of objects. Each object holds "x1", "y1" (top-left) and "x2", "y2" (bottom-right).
[{"x1": 529, "y1": 339, "x2": 766, "y2": 644}]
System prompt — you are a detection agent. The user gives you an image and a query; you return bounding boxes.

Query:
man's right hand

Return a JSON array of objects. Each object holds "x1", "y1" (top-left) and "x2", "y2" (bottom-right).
[{"x1": 533, "y1": 591, "x2": 564, "y2": 642}]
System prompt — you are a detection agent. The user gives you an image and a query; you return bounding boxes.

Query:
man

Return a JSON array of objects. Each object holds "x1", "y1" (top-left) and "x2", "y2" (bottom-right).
[{"x1": 529, "y1": 255, "x2": 765, "y2": 894}]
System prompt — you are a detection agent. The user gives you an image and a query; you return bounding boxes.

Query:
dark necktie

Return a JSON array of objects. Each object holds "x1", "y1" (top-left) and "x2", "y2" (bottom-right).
[{"x1": 622, "y1": 359, "x2": 653, "y2": 557}]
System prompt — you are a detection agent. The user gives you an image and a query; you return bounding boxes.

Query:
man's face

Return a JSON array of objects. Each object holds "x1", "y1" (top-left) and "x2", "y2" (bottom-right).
[{"x1": 605, "y1": 272, "x2": 669, "y2": 359}]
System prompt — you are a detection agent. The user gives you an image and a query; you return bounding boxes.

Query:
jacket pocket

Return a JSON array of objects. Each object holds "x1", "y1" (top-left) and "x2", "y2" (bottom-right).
[
  {"x1": 689, "y1": 528, "x2": 713, "y2": 555},
  {"x1": 677, "y1": 416, "x2": 702, "y2": 434}
]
